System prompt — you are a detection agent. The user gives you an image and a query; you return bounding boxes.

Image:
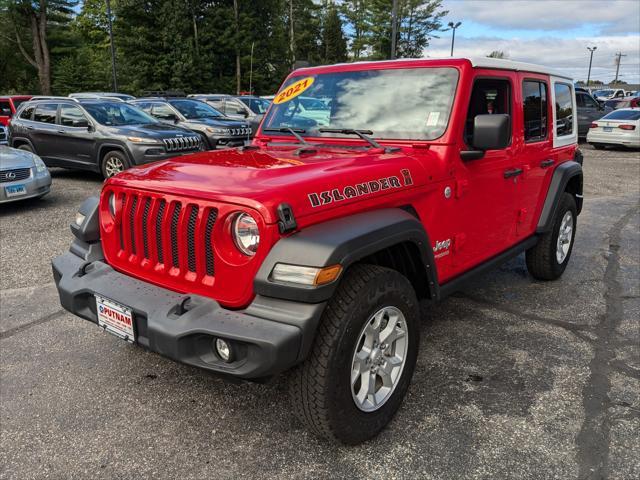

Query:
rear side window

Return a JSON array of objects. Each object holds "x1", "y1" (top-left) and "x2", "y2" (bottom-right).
[
  {"x1": 34, "y1": 103, "x2": 58, "y2": 124},
  {"x1": 554, "y1": 83, "x2": 573, "y2": 136},
  {"x1": 0, "y1": 101, "x2": 11, "y2": 116},
  {"x1": 522, "y1": 80, "x2": 548, "y2": 142},
  {"x1": 20, "y1": 105, "x2": 34, "y2": 120},
  {"x1": 602, "y1": 109, "x2": 640, "y2": 121}
]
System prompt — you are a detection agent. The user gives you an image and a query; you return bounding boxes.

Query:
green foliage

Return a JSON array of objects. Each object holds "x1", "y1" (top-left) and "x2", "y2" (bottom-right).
[{"x1": 0, "y1": 0, "x2": 449, "y2": 95}]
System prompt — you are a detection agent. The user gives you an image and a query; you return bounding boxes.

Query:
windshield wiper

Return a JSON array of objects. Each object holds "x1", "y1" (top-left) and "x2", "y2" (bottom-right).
[
  {"x1": 318, "y1": 128, "x2": 383, "y2": 149},
  {"x1": 263, "y1": 127, "x2": 309, "y2": 144}
]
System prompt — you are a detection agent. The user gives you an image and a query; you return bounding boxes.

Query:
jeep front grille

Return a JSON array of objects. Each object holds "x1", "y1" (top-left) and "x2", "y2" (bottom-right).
[
  {"x1": 162, "y1": 136, "x2": 201, "y2": 152},
  {"x1": 230, "y1": 127, "x2": 251, "y2": 136},
  {"x1": 114, "y1": 191, "x2": 218, "y2": 278},
  {"x1": 0, "y1": 168, "x2": 31, "y2": 183}
]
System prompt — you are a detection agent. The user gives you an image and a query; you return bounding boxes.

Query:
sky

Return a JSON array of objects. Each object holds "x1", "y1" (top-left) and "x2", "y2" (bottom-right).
[{"x1": 426, "y1": 0, "x2": 640, "y2": 84}]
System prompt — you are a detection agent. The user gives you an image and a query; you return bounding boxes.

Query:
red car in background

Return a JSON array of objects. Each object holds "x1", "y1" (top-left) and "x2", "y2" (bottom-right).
[{"x1": 0, "y1": 96, "x2": 32, "y2": 126}]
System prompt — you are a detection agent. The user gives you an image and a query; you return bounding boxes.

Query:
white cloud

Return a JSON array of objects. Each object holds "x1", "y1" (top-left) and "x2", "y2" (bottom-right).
[
  {"x1": 444, "y1": 0, "x2": 640, "y2": 35},
  {"x1": 425, "y1": 35, "x2": 640, "y2": 84}
]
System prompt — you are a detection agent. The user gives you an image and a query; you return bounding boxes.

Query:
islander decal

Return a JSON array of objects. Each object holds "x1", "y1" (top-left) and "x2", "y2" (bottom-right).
[{"x1": 308, "y1": 169, "x2": 413, "y2": 207}]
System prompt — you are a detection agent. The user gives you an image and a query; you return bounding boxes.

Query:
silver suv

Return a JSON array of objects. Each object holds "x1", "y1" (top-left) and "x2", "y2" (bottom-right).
[{"x1": 9, "y1": 98, "x2": 201, "y2": 178}]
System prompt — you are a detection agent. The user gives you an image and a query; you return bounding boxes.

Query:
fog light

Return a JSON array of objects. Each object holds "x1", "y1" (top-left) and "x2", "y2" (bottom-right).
[
  {"x1": 75, "y1": 212, "x2": 86, "y2": 226},
  {"x1": 215, "y1": 338, "x2": 232, "y2": 362}
]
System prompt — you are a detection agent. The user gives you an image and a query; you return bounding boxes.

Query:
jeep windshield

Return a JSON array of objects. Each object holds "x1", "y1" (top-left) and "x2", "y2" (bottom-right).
[
  {"x1": 82, "y1": 102, "x2": 158, "y2": 126},
  {"x1": 262, "y1": 67, "x2": 459, "y2": 141},
  {"x1": 169, "y1": 99, "x2": 224, "y2": 119}
]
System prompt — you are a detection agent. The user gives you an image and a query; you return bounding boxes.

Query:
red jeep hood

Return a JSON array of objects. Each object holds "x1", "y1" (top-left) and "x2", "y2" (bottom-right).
[{"x1": 107, "y1": 146, "x2": 430, "y2": 224}]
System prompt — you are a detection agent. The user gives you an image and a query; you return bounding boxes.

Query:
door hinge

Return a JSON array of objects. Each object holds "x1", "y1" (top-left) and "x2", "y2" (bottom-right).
[
  {"x1": 517, "y1": 208, "x2": 527, "y2": 223},
  {"x1": 455, "y1": 179, "x2": 469, "y2": 199}
]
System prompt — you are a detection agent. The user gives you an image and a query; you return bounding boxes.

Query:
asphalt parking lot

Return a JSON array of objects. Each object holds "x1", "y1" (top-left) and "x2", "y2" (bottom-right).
[{"x1": 1, "y1": 145, "x2": 638, "y2": 480}]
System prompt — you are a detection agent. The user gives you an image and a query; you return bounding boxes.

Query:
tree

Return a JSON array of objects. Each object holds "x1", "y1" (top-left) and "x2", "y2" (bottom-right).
[
  {"x1": 487, "y1": 50, "x2": 508, "y2": 59},
  {"x1": 321, "y1": 4, "x2": 347, "y2": 64},
  {"x1": 396, "y1": 0, "x2": 447, "y2": 58},
  {"x1": 6, "y1": 0, "x2": 77, "y2": 94},
  {"x1": 340, "y1": 0, "x2": 372, "y2": 60}
]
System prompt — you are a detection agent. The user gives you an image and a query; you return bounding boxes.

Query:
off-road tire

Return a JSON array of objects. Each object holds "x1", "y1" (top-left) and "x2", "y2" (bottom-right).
[
  {"x1": 526, "y1": 192, "x2": 577, "y2": 280},
  {"x1": 288, "y1": 264, "x2": 420, "y2": 444},
  {"x1": 100, "y1": 150, "x2": 130, "y2": 179}
]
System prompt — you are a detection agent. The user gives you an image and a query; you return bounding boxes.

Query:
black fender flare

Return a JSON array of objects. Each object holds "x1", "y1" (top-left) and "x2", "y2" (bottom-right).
[
  {"x1": 10, "y1": 136, "x2": 37, "y2": 152},
  {"x1": 254, "y1": 208, "x2": 439, "y2": 303},
  {"x1": 98, "y1": 142, "x2": 134, "y2": 165},
  {"x1": 537, "y1": 160, "x2": 583, "y2": 234}
]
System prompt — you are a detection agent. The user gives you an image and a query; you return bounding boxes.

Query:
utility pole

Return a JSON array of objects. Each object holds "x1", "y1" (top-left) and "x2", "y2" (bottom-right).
[
  {"x1": 614, "y1": 51, "x2": 626, "y2": 84},
  {"x1": 105, "y1": 0, "x2": 118, "y2": 92},
  {"x1": 448, "y1": 21, "x2": 461, "y2": 57},
  {"x1": 249, "y1": 41, "x2": 254, "y2": 95},
  {"x1": 390, "y1": 0, "x2": 398, "y2": 59},
  {"x1": 234, "y1": 0, "x2": 240, "y2": 94},
  {"x1": 586, "y1": 46, "x2": 597, "y2": 86}
]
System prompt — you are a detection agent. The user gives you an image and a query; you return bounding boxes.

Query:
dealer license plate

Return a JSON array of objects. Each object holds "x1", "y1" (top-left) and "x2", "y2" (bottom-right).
[
  {"x1": 5, "y1": 184, "x2": 26, "y2": 197},
  {"x1": 603, "y1": 127, "x2": 613, "y2": 132},
  {"x1": 96, "y1": 295, "x2": 135, "y2": 343}
]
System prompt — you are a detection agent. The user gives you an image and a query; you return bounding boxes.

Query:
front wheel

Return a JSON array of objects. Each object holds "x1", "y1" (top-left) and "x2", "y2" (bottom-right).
[
  {"x1": 100, "y1": 150, "x2": 130, "y2": 179},
  {"x1": 526, "y1": 192, "x2": 577, "y2": 280},
  {"x1": 288, "y1": 264, "x2": 420, "y2": 444}
]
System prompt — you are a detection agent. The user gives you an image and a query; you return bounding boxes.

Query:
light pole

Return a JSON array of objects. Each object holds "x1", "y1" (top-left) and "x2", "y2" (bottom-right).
[
  {"x1": 448, "y1": 21, "x2": 461, "y2": 57},
  {"x1": 249, "y1": 41, "x2": 255, "y2": 95},
  {"x1": 105, "y1": 0, "x2": 118, "y2": 92},
  {"x1": 586, "y1": 46, "x2": 597, "y2": 87}
]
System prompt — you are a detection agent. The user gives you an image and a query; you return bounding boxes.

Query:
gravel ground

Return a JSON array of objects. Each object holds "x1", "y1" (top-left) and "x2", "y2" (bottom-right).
[{"x1": 1, "y1": 144, "x2": 639, "y2": 480}]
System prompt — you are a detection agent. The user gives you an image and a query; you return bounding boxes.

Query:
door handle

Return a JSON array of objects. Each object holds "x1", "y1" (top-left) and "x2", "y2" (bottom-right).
[
  {"x1": 26, "y1": 126, "x2": 34, "y2": 130},
  {"x1": 504, "y1": 168, "x2": 523, "y2": 179},
  {"x1": 57, "y1": 129, "x2": 65, "y2": 134},
  {"x1": 540, "y1": 159, "x2": 555, "y2": 168}
]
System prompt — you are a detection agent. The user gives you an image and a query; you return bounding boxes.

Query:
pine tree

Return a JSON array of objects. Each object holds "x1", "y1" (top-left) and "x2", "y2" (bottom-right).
[{"x1": 321, "y1": 4, "x2": 348, "y2": 64}]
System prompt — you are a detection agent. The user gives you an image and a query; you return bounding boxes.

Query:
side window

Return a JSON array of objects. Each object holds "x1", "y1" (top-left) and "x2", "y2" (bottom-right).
[
  {"x1": 207, "y1": 99, "x2": 224, "y2": 111},
  {"x1": 554, "y1": 83, "x2": 574, "y2": 136},
  {"x1": 522, "y1": 80, "x2": 548, "y2": 142},
  {"x1": 583, "y1": 95, "x2": 600, "y2": 108},
  {"x1": 20, "y1": 105, "x2": 34, "y2": 120},
  {"x1": 0, "y1": 101, "x2": 11, "y2": 116},
  {"x1": 151, "y1": 103, "x2": 176, "y2": 120},
  {"x1": 225, "y1": 100, "x2": 248, "y2": 115},
  {"x1": 134, "y1": 102, "x2": 153, "y2": 113},
  {"x1": 33, "y1": 103, "x2": 58, "y2": 124},
  {"x1": 464, "y1": 78, "x2": 512, "y2": 147},
  {"x1": 60, "y1": 105, "x2": 88, "y2": 127},
  {"x1": 576, "y1": 93, "x2": 585, "y2": 108}
]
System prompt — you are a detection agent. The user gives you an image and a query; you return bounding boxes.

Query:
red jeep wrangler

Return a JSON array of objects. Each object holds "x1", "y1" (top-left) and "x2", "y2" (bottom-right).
[{"x1": 53, "y1": 58, "x2": 583, "y2": 444}]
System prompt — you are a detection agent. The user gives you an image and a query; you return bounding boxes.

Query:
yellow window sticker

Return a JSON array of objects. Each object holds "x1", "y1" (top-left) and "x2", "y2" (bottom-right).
[{"x1": 273, "y1": 77, "x2": 315, "y2": 105}]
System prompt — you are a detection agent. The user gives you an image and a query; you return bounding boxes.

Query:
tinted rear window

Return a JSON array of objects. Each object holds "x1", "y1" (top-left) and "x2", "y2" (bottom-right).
[
  {"x1": 554, "y1": 83, "x2": 574, "y2": 136},
  {"x1": 34, "y1": 103, "x2": 58, "y2": 123},
  {"x1": 0, "y1": 101, "x2": 11, "y2": 116},
  {"x1": 602, "y1": 109, "x2": 640, "y2": 121},
  {"x1": 20, "y1": 105, "x2": 34, "y2": 120}
]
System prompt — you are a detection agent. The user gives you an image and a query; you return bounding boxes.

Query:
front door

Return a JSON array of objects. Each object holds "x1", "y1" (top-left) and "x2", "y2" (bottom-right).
[
  {"x1": 56, "y1": 104, "x2": 97, "y2": 167},
  {"x1": 451, "y1": 74, "x2": 519, "y2": 274}
]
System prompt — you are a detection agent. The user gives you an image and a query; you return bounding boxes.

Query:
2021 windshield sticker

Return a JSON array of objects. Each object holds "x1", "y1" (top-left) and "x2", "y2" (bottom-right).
[
  {"x1": 308, "y1": 169, "x2": 413, "y2": 207},
  {"x1": 273, "y1": 77, "x2": 315, "y2": 104}
]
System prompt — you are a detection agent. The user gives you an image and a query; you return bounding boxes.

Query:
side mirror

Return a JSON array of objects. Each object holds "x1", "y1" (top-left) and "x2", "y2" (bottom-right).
[{"x1": 472, "y1": 114, "x2": 511, "y2": 151}]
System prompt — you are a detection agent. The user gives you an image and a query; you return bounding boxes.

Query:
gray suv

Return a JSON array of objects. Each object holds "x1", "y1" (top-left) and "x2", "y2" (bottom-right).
[
  {"x1": 130, "y1": 98, "x2": 251, "y2": 149},
  {"x1": 188, "y1": 94, "x2": 264, "y2": 137},
  {"x1": 576, "y1": 90, "x2": 611, "y2": 138},
  {"x1": 9, "y1": 98, "x2": 201, "y2": 178}
]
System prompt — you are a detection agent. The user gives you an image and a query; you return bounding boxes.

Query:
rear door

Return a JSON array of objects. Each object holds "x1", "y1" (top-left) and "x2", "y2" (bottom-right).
[
  {"x1": 30, "y1": 103, "x2": 60, "y2": 160},
  {"x1": 515, "y1": 75, "x2": 554, "y2": 238},
  {"x1": 576, "y1": 91, "x2": 603, "y2": 136}
]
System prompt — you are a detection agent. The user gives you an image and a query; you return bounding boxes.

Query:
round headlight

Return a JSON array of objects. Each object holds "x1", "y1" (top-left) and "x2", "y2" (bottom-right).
[{"x1": 232, "y1": 212, "x2": 260, "y2": 256}]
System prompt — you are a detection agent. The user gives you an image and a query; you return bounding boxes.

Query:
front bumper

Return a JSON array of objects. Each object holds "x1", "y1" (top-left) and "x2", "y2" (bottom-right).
[
  {"x1": 0, "y1": 169, "x2": 51, "y2": 204},
  {"x1": 52, "y1": 249, "x2": 325, "y2": 379}
]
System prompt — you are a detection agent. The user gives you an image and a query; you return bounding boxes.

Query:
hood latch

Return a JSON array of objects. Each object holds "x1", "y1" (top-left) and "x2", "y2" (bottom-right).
[{"x1": 277, "y1": 203, "x2": 297, "y2": 234}]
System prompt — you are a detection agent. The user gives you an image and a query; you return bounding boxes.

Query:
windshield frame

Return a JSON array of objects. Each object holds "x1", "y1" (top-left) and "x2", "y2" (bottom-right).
[
  {"x1": 81, "y1": 101, "x2": 159, "y2": 126},
  {"x1": 259, "y1": 64, "x2": 461, "y2": 144}
]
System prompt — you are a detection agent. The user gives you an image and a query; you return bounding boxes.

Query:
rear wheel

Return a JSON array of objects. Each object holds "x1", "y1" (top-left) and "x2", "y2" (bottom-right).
[
  {"x1": 526, "y1": 192, "x2": 577, "y2": 280},
  {"x1": 289, "y1": 264, "x2": 420, "y2": 444},
  {"x1": 17, "y1": 144, "x2": 34, "y2": 153},
  {"x1": 100, "y1": 150, "x2": 130, "y2": 179}
]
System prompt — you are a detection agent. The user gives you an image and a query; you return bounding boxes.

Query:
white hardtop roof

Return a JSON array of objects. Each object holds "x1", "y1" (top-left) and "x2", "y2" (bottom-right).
[
  {"x1": 297, "y1": 57, "x2": 573, "y2": 81},
  {"x1": 466, "y1": 57, "x2": 573, "y2": 80}
]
